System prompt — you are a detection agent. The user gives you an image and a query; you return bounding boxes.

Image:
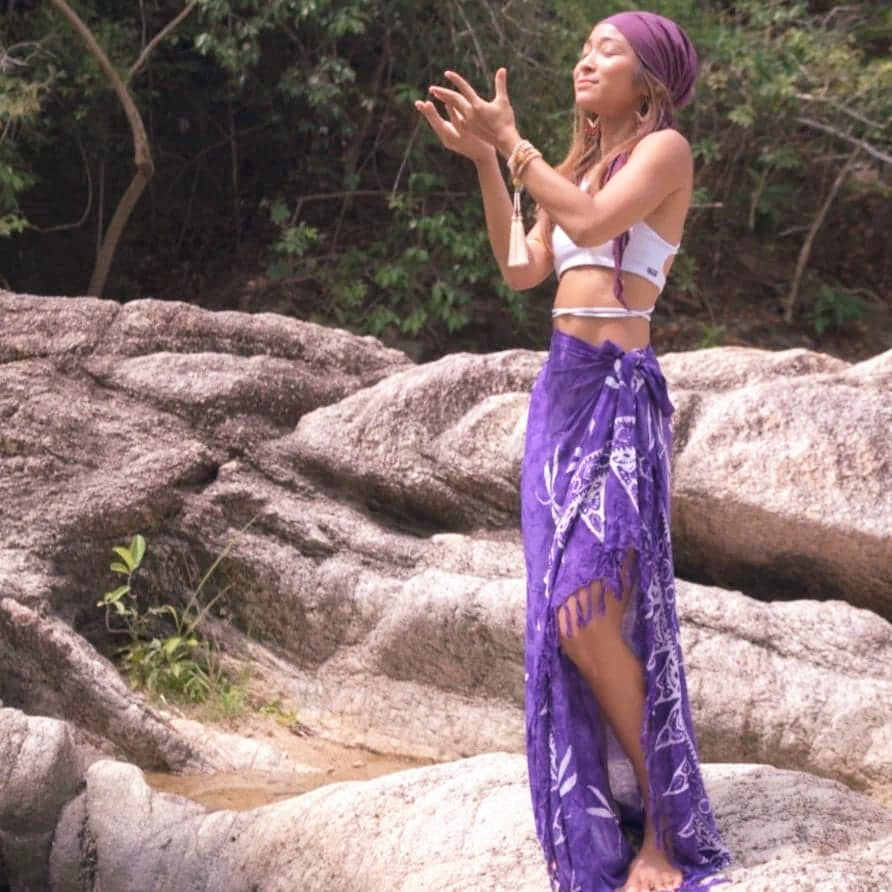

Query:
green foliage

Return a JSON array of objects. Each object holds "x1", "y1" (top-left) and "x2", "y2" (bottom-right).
[
  {"x1": 667, "y1": 248, "x2": 699, "y2": 299},
  {"x1": 256, "y1": 696, "x2": 300, "y2": 726},
  {"x1": 807, "y1": 283, "x2": 868, "y2": 335},
  {"x1": 262, "y1": 197, "x2": 325, "y2": 280},
  {"x1": 695, "y1": 322, "x2": 726, "y2": 348},
  {"x1": 0, "y1": 40, "x2": 55, "y2": 236},
  {"x1": 96, "y1": 520, "x2": 257, "y2": 706},
  {"x1": 2, "y1": 0, "x2": 889, "y2": 334}
]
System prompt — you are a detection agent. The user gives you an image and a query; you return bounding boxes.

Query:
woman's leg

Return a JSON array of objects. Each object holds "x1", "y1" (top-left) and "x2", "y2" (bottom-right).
[{"x1": 556, "y1": 555, "x2": 683, "y2": 892}]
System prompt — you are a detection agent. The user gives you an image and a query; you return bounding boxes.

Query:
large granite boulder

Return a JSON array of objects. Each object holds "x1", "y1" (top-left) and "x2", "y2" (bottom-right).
[
  {"x1": 664, "y1": 347, "x2": 892, "y2": 616},
  {"x1": 1, "y1": 289, "x2": 890, "y2": 890},
  {"x1": 43, "y1": 751, "x2": 892, "y2": 891}
]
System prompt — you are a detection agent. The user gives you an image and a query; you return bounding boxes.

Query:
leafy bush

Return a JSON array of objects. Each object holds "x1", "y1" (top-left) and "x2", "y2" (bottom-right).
[
  {"x1": 2, "y1": 0, "x2": 889, "y2": 333},
  {"x1": 96, "y1": 523, "x2": 254, "y2": 707},
  {"x1": 807, "y1": 283, "x2": 868, "y2": 334}
]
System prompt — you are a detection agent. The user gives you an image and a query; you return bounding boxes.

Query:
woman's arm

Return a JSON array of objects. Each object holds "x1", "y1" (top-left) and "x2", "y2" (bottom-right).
[
  {"x1": 414, "y1": 94, "x2": 552, "y2": 291},
  {"x1": 497, "y1": 127, "x2": 692, "y2": 247},
  {"x1": 473, "y1": 150, "x2": 553, "y2": 291},
  {"x1": 429, "y1": 68, "x2": 692, "y2": 247}
]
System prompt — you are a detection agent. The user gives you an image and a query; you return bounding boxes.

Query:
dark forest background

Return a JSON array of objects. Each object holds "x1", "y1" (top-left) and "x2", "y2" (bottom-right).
[{"x1": 1, "y1": 0, "x2": 890, "y2": 360}]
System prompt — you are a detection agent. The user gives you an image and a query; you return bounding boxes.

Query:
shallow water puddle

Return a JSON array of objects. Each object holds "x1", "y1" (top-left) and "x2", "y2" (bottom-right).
[{"x1": 143, "y1": 733, "x2": 439, "y2": 812}]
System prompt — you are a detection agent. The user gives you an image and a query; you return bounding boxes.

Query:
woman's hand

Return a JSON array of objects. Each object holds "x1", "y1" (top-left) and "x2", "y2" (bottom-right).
[
  {"x1": 419, "y1": 67, "x2": 521, "y2": 161},
  {"x1": 414, "y1": 95, "x2": 495, "y2": 163}
]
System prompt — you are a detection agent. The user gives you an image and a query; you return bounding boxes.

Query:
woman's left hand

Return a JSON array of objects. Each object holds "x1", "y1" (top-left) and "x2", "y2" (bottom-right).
[{"x1": 427, "y1": 67, "x2": 520, "y2": 159}]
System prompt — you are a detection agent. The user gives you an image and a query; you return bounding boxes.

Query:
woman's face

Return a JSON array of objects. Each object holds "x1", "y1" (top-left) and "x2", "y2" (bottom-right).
[{"x1": 573, "y1": 22, "x2": 643, "y2": 117}]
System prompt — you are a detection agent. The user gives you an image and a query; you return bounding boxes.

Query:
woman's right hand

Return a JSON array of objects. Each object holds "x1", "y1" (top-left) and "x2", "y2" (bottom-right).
[{"x1": 414, "y1": 98, "x2": 496, "y2": 163}]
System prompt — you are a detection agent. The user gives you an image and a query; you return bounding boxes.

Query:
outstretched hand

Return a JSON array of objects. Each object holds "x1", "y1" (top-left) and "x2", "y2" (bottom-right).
[
  {"x1": 414, "y1": 94, "x2": 494, "y2": 163},
  {"x1": 415, "y1": 67, "x2": 520, "y2": 161}
]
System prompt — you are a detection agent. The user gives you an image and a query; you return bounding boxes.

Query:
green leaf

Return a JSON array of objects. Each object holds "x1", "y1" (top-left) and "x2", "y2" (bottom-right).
[
  {"x1": 163, "y1": 637, "x2": 183, "y2": 657},
  {"x1": 130, "y1": 534, "x2": 146, "y2": 567},
  {"x1": 111, "y1": 546, "x2": 136, "y2": 571},
  {"x1": 103, "y1": 585, "x2": 130, "y2": 603}
]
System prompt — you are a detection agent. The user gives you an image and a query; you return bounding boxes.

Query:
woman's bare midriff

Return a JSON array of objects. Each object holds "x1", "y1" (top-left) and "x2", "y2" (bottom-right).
[{"x1": 552, "y1": 261, "x2": 672, "y2": 352}]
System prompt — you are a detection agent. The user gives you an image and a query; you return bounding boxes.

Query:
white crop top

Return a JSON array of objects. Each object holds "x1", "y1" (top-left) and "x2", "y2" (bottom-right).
[{"x1": 550, "y1": 178, "x2": 680, "y2": 291}]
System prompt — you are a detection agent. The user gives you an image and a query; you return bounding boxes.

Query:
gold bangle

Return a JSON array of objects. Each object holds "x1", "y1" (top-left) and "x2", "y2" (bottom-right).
[
  {"x1": 507, "y1": 139, "x2": 537, "y2": 180},
  {"x1": 514, "y1": 148, "x2": 542, "y2": 184},
  {"x1": 507, "y1": 139, "x2": 542, "y2": 187}
]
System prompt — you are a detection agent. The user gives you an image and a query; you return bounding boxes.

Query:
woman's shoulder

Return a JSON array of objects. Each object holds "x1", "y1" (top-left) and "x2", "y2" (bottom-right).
[
  {"x1": 628, "y1": 128, "x2": 693, "y2": 186},
  {"x1": 630, "y1": 128, "x2": 692, "y2": 162}
]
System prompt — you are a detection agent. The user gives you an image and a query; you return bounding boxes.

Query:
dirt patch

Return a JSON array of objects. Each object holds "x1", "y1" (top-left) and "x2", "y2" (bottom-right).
[{"x1": 143, "y1": 705, "x2": 439, "y2": 812}]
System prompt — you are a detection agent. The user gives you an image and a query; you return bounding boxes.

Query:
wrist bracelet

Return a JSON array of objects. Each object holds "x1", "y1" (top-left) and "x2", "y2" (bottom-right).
[{"x1": 506, "y1": 138, "x2": 543, "y2": 267}]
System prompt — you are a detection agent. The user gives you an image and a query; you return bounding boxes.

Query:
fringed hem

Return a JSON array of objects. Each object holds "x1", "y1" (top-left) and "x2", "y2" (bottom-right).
[{"x1": 550, "y1": 546, "x2": 640, "y2": 641}]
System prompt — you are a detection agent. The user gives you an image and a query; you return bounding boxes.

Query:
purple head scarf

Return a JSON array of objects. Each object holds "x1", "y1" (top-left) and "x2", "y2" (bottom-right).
[{"x1": 594, "y1": 11, "x2": 700, "y2": 307}]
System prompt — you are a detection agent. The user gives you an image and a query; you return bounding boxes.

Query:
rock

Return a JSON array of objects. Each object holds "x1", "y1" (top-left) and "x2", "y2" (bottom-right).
[
  {"x1": 658, "y1": 345, "x2": 848, "y2": 392},
  {"x1": 0, "y1": 291, "x2": 115, "y2": 361},
  {"x1": 0, "y1": 599, "x2": 210, "y2": 772},
  {"x1": 175, "y1": 496, "x2": 891, "y2": 801},
  {"x1": 838, "y1": 348, "x2": 892, "y2": 389},
  {"x1": 159, "y1": 711, "x2": 319, "y2": 778},
  {"x1": 662, "y1": 347, "x2": 892, "y2": 618},
  {"x1": 0, "y1": 708, "x2": 84, "y2": 891},
  {"x1": 275, "y1": 347, "x2": 541, "y2": 529},
  {"x1": 0, "y1": 290, "x2": 412, "y2": 384},
  {"x1": 707, "y1": 762, "x2": 892, "y2": 889},
  {"x1": 676, "y1": 580, "x2": 892, "y2": 796},
  {"x1": 2, "y1": 291, "x2": 891, "y2": 886},
  {"x1": 44, "y1": 753, "x2": 892, "y2": 891},
  {"x1": 173, "y1": 470, "x2": 528, "y2": 761},
  {"x1": 0, "y1": 292, "x2": 892, "y2": 888}
]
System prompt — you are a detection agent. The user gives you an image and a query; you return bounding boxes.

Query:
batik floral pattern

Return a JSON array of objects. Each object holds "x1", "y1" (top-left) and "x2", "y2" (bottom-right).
[{"x1": 521, "y1": 333, "x2": 733, "y2": 892}]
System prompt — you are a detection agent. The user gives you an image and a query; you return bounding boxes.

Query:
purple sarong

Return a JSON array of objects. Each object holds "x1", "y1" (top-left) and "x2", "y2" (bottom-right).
[{"x1": 520, "y1": 330, "x2": 733, "y2": 892}]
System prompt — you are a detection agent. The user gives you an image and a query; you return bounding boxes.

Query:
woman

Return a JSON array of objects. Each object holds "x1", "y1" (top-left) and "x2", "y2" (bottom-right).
[{"x1": 415, "y1": 10, "x2": 732, "y2": 892}]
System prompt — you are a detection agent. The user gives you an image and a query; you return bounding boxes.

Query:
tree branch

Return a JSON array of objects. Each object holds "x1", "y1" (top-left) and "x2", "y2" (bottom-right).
[
  {"x1": 50, "y1": 0, "x2": 155, "y2": 295},
  {"x1": 49, "y1": 0, "x2": 152, "y2": 172},
  {"x1": 794, "y1": 116, "x2": 892, "y2": 165},
  {"x1": 793, "y1": 93, "x2": 886, "y2": 131},
  {"x1": 783, "y1": 145, "x2": 861, "y2": 323},
  {"x1": 127, "y1": 1, "x2": 197, "y2": 85}
]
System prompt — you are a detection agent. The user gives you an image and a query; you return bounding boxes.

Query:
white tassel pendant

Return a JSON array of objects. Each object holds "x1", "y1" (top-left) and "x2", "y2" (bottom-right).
[{"x1": 507, "y1": 186, "x2": 529, "y2": 267}]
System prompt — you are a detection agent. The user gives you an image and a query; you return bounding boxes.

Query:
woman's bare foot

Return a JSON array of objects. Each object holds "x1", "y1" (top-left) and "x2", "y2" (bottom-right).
[{"x1": 623, "y1": 824, "x2": 683, "y2": 892}]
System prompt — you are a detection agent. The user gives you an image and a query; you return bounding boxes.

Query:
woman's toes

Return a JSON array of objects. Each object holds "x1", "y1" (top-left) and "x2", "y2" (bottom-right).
[{"x1": 658, "y1": 870, "x2": 682, "y2": 891}]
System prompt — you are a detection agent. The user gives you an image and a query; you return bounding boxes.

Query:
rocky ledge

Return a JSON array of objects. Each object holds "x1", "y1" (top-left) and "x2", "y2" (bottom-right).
[{"x1": 1, "y1": 289, "x2": 890, "y2": 890}]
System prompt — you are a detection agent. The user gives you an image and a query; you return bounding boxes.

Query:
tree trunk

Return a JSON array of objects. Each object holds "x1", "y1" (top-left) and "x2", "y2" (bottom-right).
[
  {"x1": 50, "y1": 0, "x2": 195, "y2": 297},
  {"x1": 782, "y1": 145, "x2": 861, "y2": 323}
]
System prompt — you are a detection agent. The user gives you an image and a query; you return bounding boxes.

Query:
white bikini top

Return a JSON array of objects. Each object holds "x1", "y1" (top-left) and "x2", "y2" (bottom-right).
[{"x1": 550, "y1": 177, "x2": 680, "y2": 291}]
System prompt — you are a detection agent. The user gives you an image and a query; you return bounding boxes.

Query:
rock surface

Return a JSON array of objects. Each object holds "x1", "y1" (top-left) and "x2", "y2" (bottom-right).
[
  {"x1": 41, "y1": 748, "x2": 892, "y2": 892},
  {"x1": 0, "y1": 598, "x2": 211, "y2": 772},
  {"x1": 2, "y1": 289, "x2": 891, "y2": 890},
  {"x1": 666, "y1": 350, "x2": 892, "y2": 614},
  {"x1": 0, "y1": 708, "x2": 84, "y2": 891},
  {"x1": 675, "y1": 581, "x2": 892, "y2": 796},
  {"x1": 1, "y1": 291, "x2": 889, "y2": 787}
]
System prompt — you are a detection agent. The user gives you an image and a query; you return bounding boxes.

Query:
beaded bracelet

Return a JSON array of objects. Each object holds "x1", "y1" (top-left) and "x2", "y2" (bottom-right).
[{"x1": 506, "y1": 139, "x2": 543, "y2": 267}]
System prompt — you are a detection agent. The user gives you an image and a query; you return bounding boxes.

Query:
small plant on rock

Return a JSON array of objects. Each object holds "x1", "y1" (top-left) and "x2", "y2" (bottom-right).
[{"x1": 97, "y1": 519, "x2": 257, "y2": 707}]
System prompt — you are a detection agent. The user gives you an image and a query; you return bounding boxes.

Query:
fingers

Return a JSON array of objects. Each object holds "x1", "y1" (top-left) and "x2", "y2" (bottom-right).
[
  {"x1": 494, "y1": 66, "x2": 508, "y2": 101},
  {"x1": 443, "y1": 69, "x2": 480, "y2": 103},
  {"x1": 444, "y1": 102, "x2": 469, "y2": 130},
  {"x1": 427, "y1": 84, "x2": 471, "y2": 117},
  {"x1": 413, "y1": 99, "x2": 458, "y2": 143}
]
